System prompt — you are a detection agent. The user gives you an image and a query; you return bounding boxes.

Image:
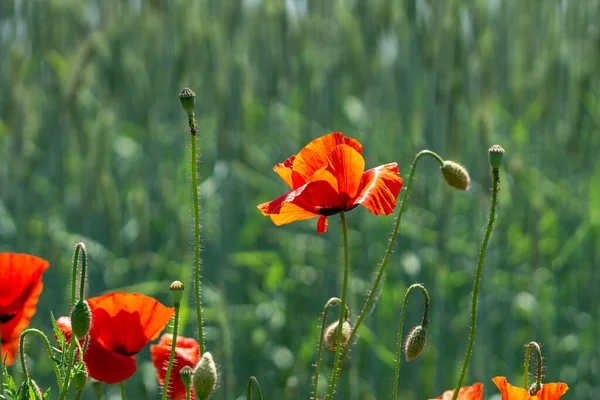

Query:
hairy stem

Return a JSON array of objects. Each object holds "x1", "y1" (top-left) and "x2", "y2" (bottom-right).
[
  {"x1": 246, "y1": 376, "x2": 264, "y2": 400},
  {"x1": 523, "y1": 341, "x2": 543, "y2": 389},
  {"x1": 312, "y1": 297, "x2": 344, "y2": 398},
  {"x1": 161, "y1": 304, "x2": 182, "y2": 400},
  {"x1": 19, "y1": 329, "x2": 63, "y2": 393}
]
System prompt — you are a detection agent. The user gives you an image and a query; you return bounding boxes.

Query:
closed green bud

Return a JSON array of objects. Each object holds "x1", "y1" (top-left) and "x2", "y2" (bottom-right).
[
  {"x1": 323, "y1": 320, "x2": 352, "y2": 353},
  {"x1": 73, "y1": 367, "x2": 88, "y2": 390},
  {"x1": 71, "y1": 299, "x2": 91, "y2": 339},
  {"x1": 169, "y1": 280, "x2": 185, "y2": 305},
  {"x1": 193, "y1": 352, "x2": 217, "y2": 399},
  {"x1": 488, "y1": 144, "x2": 505, "y2": 169},
  {"x1": 403, "y1": 325, "x2": 428, "y2": 361},
  {"x1": 178, "y1": 87, "x2": 196, "y2": 115},
  {"x1": 441, "y1": 161, "x2": 471, "y2": 191},
  {"x1": 180, "y1": 365, "x2": 194, "y2": 390}
]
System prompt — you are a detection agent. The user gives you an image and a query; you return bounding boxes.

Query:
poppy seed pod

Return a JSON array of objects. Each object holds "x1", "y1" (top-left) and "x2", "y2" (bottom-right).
[
  {"x1": 440, "y1": 161, "x2": 471, "y2": 191},
  {"x1": 323, "y1": 320, "x2": 352, "y2": 353},
  {"x1": 488, "y1": 144, "x2": 505, "y2": 169},
  {"x1": 72, "y1": 367, "x2": 88, "y2": 390},
  {"x1": 403, "y1": 325, "x2": 428, "y2": 361},
  {"x1": 193, "y1": 352, "x2": 217, "y2": 399},
  {"x1": 178, "y1": 87, "x2": 196, "y2": 115},
  {"x1": 180, "y1": 365, "x2": 194, "y2": 391},
  {"x1": 169, "y1": 280, "x2": 185, "y2": 305},
  {"x1": 70, "y1": 299, "x2": 91, "y2": 339}
]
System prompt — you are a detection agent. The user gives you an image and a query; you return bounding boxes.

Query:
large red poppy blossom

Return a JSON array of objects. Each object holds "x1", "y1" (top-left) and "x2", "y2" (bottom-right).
[
  {"x1": 0, "y1": 253, "x2": 50, "y2": 365},
  {"x1": 431, "y1": 383, "x2": 484, "y2": 400},
  {"x1": 492, "y1": 376, "x2": 569, "y2": 400},
  {"x1": 257, "y1": 132, "x2": 403, "y2": 234},
  {"x1": 58, "y1": 292, "x2": 174, "y2": 384},
  {"x1": 150, "y1": 334, "x2": 200, "y2": 399}
]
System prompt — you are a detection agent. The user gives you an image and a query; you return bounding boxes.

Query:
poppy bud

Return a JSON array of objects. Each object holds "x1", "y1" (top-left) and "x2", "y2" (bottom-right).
[
  {"x1": 323, "y1": 320, "x2": 352, "y2": 353},
  {"x1": 403, "y1": 325, "x2": 428, "y2": 361},
  {"x1": 528, "y1": 382, "x2": 542, "y2": 395},
  {"x1": 70, "y1": 299, "x2": 91, "y2": 339},
  {"x1": 440, "y1": 161, "x2": 471, "y2": 191},
  {"x1": 193, "y1": 352, "x2": 217, "y2": 399},
  {"x1": 178, "y1": 87, "x2": 196, "y2": 115},
  {"x1": 180, "y1": 365, "x2": 194, "y2": 391},
  {"x1": 73, "y1": 367, "x2": 88, "y2": 390},
  {"x1": 18, "y1": 379, "x2": 42, "y2": 400},
  {"x1": 488, "y1": 144, "x2": 505, "y2": 169},
  {"x1": 169, "y1": 280, "x2": 185, "y2": 305}
]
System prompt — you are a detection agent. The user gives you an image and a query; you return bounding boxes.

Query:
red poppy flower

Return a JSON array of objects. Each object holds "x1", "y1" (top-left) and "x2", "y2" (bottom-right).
[
  {"x1": 492, "y1": 376, "x2": 569, "y2": 400},
  {"x1": 0, "y1": 253, "x2": 50, "y2": 365},
  {"x1": 430, "y1": 383, "x2": 483, "y2": 400},
  {"x1": 257, "y1": 132, "x2": 403, "y2": 234},
  {"x1": 150, "y1": 334, "x2": 200, "y2": 399},
  {"x1": 58, "y1": 292, "x2": 174, "y2": 384}
]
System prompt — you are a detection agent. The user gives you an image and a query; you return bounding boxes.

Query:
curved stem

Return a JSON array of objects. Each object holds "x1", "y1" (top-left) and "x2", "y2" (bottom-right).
[
  {"x1": 336, "y1": 150, "x2": 444, "y2": 377},
  {"x1": 71, "y1": 242, "x2": 87, "y2": 307},
  {"x1": 75, "y1": 390, "x2": 84, "y2": 400},
  {"x1": 161, "y1": 304, "x2": 182, "y2": 400},
  {"x1": 392, "y1": 284, "x2": 430, "y2": 399},
  {"x1": 19, "y1": 329, "x2": 63, "y2": 393},
  {"x1": 312, "y1": 297, "x2": 345, "y2": 398},
  {"x1": 523, "y1": 341, "x2": 543, "y2": 389},
  {"x1": 188, "y1": 112, "x2": 205, "y2": 354},
  {"x1": 120, "y1": 381, "x2": 126, "y2": 400},
  {"x1": 246, "y1": 376, "x2": 264, "y2": 400},
  {"x1": 326, "y1": 212, "x2": 350, "y2": 400},
  {"x1": 451, "y1": 167, "x2": 500, "y2": 400}
]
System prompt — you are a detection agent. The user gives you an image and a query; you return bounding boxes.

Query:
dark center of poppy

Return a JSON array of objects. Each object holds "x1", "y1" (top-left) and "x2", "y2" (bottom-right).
[
  {"x1": 0, "y1": 312, "x2": 17, "y2": 324},
  {"x1": 317, "y1": 207, "x2": 344, "y2": 216},
  {"x1": 114, "y1": 345, "x2": 138, "y2": 357}
]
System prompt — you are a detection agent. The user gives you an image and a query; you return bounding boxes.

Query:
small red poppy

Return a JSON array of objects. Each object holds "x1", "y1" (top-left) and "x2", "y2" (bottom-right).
[
  {"x1": 431, "y1": 383, "x2": 484, "y2": 400},
  {"x1": 492, "y1": 376, "x2": 568, "y2": 400},
  {"x1": 150, "y1": 334, "x2": 200, "y2": 399},
  {"x1": 257, "y1": 132, "x2": 403, "y2": 234},
  {"x1": 58, "y1": 292, "x2": 174, "y2": 384},
  {"x1": 0, "y1": 253, "x2": 50, "y2": 365}
]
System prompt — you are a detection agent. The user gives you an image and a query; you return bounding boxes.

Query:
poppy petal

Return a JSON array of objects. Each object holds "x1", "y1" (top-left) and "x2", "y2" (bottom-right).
[
  {"x1": 1, "y1": 279, "x2": 44, "y2": 342},
  {"x1": 325, "y1": 144, "x2": 365, "y2": 198},
  {"x1": 273, "y1": 155, "x2": 296, "y2": 188},
  {"x1": 0, "y1": 337, "x2": 18, "y2": 366},
  {"x1": 352, "y1": 163, "x2": 403, "y2": 215},
  {"x1": 492, "y1": 376, "x2": 530, "y2": 400},
  {"x1": 84, "y1": 338, "x2": 138, "y2": 384},
  {"x1": 431, "y1": 383, "x2": 483, "y2": 400},
  {"x1": 317, "y1": 216, "x2": 328, "y2": 234},
  {"x1": 150, "y1": 334, "x2": 200, "y2": 400},
  {"x1": 0, "y1": 253, "x2": 49, "y2": 314},
  {"x1": 88, "y1": 293, "x2": 174, "y2": 356},
  {"x1": 292, "y1": 132, "x2": 363, "y2": 182},
  {"x1": 537, "y1": 382, "x2": 569, "y2": 399}
]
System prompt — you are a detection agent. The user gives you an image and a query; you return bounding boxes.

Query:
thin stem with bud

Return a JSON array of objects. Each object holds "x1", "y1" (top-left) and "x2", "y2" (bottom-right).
[
  {"x1": 19, "y1": 329, "x2": 63, "y2": 393},
  {"x1": 523, "y1": 341, "x2": 543, "y2": 389}
]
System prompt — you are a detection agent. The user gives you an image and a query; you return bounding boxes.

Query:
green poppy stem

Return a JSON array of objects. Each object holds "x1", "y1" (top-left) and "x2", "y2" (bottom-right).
[
  {"x1": 325, "y1": 212, "x2": 351, "y2": 400},
  {"x1": 523, "y1": 341, "x2": 543, "y2": 389},
  {"x1": 19, "y1": 329, "x2": 63, "y2": 393},
  {"x1": 312, "y1": 297, "x2": 345, "y2": 398},
  {"x1": 451, "y1": 165, "x2": 501, "y2": 400},
  {"x1": 246, "y1": 376, "x2": 264, "y2": 400},
  {"x1": 70, "y1": 242, "x2": 87, "y2": 307},
  {"x1": 161, "y1": 303, "x2": 182, "y2": 400},
  {"x1": 120, "y1": 381, "x2": 126, "y2": 400},
  {"x1": 392, "y1": 284, "x2": 430, "y2": 399},
  {"x1": 332, "y1": 150, "x2": 444, "y2": 390}
]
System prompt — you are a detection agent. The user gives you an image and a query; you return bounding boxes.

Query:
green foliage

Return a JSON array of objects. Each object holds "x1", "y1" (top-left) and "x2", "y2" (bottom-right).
[{"x1": 1, "y1": 0, "x2": 599, "y2": 399}]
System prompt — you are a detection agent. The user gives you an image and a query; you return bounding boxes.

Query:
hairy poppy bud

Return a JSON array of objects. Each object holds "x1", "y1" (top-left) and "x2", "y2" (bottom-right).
[
  {"x1": 19, "y1": 379, "x2": 42, "y2": 400},
  {"x1": 323, "y1": 320, "x2": 352, "y2": 353},
  {"x1": 73, "y1": 366, "x2": 88, "y2": 390},
  {"x1": 441, "y1": 161, "x2": 471, "y2": 191},
  {"x1": 404, "y1": 325, "x2": 428, "y2": 361},
  {"x1": 488, "y1": 144, "x2": 505, "y2": 169},
  {"x1": 180, "y1": 365, "x2": 194, "y2": 391},
  {"x1": 528, "y1": 382, "x2": 542, "y2": 395},
  {"x1": 169, "y1": 280, "x2": 185, "y2": 305},
  {"x1": 178, "y1": 87, "x2": 196, "y2": 115},
  {"x1": 193, "y1": 352, "x2": 217, "y2": 399},
  {"x1": 70, "y1": 299, "x2": 91, "y2": 339}
]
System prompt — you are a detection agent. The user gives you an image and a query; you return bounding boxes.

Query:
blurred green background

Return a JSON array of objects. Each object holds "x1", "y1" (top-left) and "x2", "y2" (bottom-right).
[{"x1": 1, "y1": 0, "x2": 599, "y2": 399}]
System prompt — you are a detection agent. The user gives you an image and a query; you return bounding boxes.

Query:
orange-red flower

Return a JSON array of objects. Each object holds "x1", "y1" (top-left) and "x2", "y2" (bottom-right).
[
  {"x1": 430, "y1": 383, "x2": 483, "y2": 400},
  {"x1": 150, "y1": 334, "x2": 200, "y2": 399},
  {"x1": 257, "y1": 132, "x2": 403, "y2": 234},
  {"x1": 493, "y1": 376, "x2": 569, "y2": 400},
  {"x1": 58, "y1": 292, "x2": 174, "y2": 384},
  {"x1": 0, "y1": 253, "x2": 50, "y2": 365}
]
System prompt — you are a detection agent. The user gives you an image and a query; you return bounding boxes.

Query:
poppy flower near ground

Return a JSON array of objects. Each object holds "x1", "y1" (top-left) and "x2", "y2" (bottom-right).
[
  {"x1": 430, "y1": 383, "x2": 483, "y2": 400},
  {"x1": 492, "y1": 376, "x2": 569, "y2": 400},
  {"x1": 0, "y1": 253, "x2": 50, "y2": 365},
  {"x1": 58, "y1": 292, "x2": 174, "y2": 384},
  {"x1": 257, "y1": 132, "x2": 403, "y2": 234},
  {"x1": 150, "y1": 334, "x2": 200, "y2": 400}
]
